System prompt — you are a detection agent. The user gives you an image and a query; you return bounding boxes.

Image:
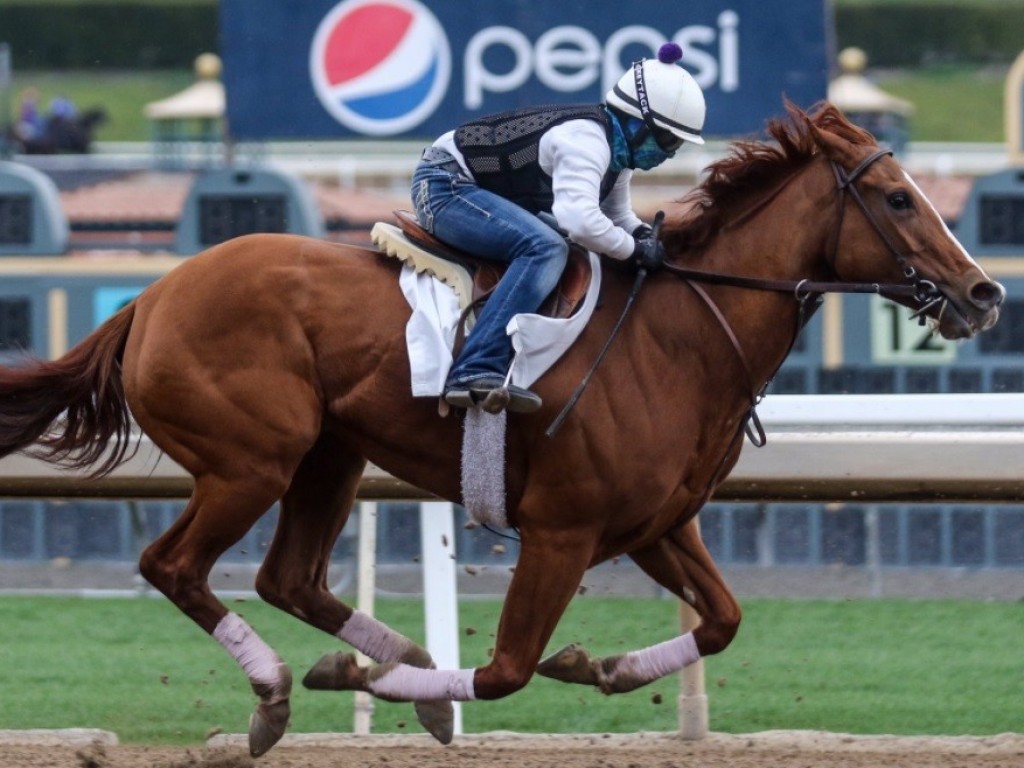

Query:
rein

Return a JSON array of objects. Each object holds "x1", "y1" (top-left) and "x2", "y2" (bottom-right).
[
  {"x1": 546, "y1": 212, "x2": 664, "y2": 438},
  {"x1": 662, "y1": 264, "x2": 919, "y2": 300}
]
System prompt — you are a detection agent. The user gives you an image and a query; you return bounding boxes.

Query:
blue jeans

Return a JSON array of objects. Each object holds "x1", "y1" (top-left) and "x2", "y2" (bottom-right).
[{"x1": 411, "y1": 158, "x2": 568, "y2": 387}]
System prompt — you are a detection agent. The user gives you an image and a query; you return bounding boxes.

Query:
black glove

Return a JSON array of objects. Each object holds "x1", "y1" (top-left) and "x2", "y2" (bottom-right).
[
  {"x1": 632, "y1": 223, "x2": 654, "y2": 240},
  {"x1": 631, "y1": 231, "x2": 666, "y2": 272}
]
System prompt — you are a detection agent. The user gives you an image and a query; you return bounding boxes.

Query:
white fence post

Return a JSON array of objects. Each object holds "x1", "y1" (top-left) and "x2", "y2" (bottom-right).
[
  {"x1": 420, "y1": 501, "x2": 463, "y2": 735},
  {"x1": 352, "y1": 501, "x2": 378, "y2": 736},
  {"x1": 678, "y1": 516, "x2": 709, "y2": 739},
  {"x1": 678, "y1": 600, "x2": 708, "y2": 739}
]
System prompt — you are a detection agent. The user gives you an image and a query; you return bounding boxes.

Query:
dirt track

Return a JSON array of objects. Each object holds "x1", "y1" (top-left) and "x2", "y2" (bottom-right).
[{"x1": 4, "y1": 731, "x2": 1023, "y2": 768}]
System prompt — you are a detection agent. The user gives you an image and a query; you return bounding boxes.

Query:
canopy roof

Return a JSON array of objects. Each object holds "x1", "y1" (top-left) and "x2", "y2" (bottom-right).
[
  {"x1": 143, "y1": 79, "x2": 224, "y2": 121},
  {"x1": 829, "y1": 73, "x2": 914, "y2": 116}
]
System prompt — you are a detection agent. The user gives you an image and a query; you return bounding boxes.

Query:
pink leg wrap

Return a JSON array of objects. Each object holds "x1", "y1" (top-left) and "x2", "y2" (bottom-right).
[
  {"x1": 337, "y1": 609, "x2": 418, "y2": 663},
  {"x1": 616, "y1": 632, "x2": 700, "y2": 684},
  {"x1": 213, "y1": 612, "x2": 286, "y2": 695},
  {"x1": 369, "y1": 664, "x2": 477, "y2": 702}
]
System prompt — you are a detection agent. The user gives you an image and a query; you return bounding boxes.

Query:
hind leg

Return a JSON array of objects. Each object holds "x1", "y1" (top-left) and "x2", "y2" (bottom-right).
[
  {"x1": 253, "y1": 431, "x2": 363, "y2": 634},
  {"x1": 139, "y1": 471, "x2": 295, "y2": 756},
  {"x1": 537, "y1": 518, "x2": 741, "y2": 693},
  {"x1": 254, "y1": 431, "x2": 453, "y2": 742}
]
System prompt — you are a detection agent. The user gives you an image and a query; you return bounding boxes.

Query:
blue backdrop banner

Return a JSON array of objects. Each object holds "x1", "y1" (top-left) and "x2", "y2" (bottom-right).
[{"x1": 220, "y1": 0, "x2": 830, "y2": 140}]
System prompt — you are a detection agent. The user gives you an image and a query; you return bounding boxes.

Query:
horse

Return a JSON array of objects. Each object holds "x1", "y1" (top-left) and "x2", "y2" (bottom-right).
[
  {"x1": 0, "y1": 102, "x2": 1004, "y2": 756},
  {"x1": 11, "y1": 107, "x2": 107, "y2": 154}
]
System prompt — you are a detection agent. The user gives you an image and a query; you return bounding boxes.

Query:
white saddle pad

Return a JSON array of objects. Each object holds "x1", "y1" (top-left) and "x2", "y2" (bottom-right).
[{"x1": 399, "y1": 252, "x2": 602, "y2": 397}]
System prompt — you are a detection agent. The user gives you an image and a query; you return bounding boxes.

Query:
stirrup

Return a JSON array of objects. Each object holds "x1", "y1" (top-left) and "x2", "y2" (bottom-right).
[{"x1": 443, "y1": 377, "x2": 542, "y2": 415}]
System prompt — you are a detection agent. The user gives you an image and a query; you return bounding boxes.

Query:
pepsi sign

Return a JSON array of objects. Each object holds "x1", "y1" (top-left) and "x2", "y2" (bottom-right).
[
  {"x1": 308, "y1": 0, "x2": 452, "y2": 135},
  {"x1": 220, "y1": 0, "x2": 829, "y2": 140}
]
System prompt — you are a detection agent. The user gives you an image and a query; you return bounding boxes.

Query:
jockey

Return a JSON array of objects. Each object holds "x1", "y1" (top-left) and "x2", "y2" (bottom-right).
[{"x1": 411, "y1": 42, "x2": 706, "y2": 414}]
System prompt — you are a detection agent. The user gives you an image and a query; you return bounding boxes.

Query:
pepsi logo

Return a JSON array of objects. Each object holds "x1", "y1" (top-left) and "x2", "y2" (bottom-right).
[{"x1": 309, "y1": 0, "x2": 451, "y2": 136}]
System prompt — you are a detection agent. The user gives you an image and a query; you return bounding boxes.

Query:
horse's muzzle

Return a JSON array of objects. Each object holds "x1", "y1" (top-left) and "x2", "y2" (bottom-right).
[{"x1": 938, "y1": 278, "x2": 1005, "y2": 339}]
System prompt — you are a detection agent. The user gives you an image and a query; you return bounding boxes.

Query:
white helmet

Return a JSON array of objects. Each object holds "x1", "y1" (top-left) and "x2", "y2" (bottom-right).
[{"x1": 605, "y1": 42, "x2": 706, "y2": 146}]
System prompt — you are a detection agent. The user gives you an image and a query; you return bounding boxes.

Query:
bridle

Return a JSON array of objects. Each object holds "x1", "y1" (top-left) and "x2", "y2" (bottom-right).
[
  {"x1": 663, "y1": 148, "x2": 944, "y2": 308},
  {"x1": 828, "y1": 149, "x2": 945, "y2": 312},
  {"x1": 657, "y1": 147, "x2": 949, "y2": 447}
]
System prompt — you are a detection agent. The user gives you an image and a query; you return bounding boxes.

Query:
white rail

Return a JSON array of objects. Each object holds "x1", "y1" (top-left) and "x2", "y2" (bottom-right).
[
  {"x1": 26, "y1": 140, "x2": 1012, "y2": 183},
  {"x1": 1, "y1": 394, "x2": 1021, "y2": 502}
]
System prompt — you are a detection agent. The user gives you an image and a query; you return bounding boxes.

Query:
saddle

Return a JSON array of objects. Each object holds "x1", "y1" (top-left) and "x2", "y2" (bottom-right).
[{"x1": 371, "y1": 210, "x2": 593, "y2": 322}]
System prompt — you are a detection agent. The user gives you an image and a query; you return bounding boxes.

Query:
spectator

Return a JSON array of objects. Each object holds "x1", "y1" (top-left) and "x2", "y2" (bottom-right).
[
  {"x1": 49, "y1": 94, "x2": 78, "y2": 121},
  {"x1": 14, "y1": 87, "x2": 44, "y2": 143}
]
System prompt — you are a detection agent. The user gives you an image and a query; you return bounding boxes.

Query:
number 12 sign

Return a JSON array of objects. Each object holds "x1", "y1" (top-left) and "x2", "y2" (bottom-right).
[{"x1": 870, "y1": 295, "x2": 956, "y2": 364}]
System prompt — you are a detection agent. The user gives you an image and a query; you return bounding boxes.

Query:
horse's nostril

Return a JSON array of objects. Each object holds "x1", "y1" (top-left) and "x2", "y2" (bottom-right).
[{"x1": 970, "y1": 280, "x2": 1006, "y2": 309}]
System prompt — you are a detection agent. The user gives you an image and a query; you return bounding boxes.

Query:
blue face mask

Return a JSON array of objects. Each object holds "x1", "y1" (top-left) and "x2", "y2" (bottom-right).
[
  {"x1": 631, "y1": 134, "x2": 674, "y2": 170},
  {"x1": 605, "y1": 107, "x2": 675, "y2": 172}
]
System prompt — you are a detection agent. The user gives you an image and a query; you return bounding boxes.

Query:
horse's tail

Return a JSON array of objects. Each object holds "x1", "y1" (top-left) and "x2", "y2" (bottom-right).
[{"x1": 0, "y1": 302, "x2": 136, "y2": 477}]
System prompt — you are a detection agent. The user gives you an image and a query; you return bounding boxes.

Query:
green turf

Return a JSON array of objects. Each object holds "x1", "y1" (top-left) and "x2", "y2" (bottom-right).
[
  {"x1": 0, "y1": 595, "x2": 1020, "y2": 744},
  {"x1": 2, "y1": 64, "x2": 1008, "y2": 144},
  {"x1": 873, "y1": 66, "x2": 1008, "y2": 142}
]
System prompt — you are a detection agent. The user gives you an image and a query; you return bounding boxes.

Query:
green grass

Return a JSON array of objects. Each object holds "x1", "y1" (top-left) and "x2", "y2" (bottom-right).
[
  {"x1": 837, "y1": 0, "x2": 1022, "y2": 6},
  {"x1": 875, "y1": 65, "x2": 1007, "y2": 142},
  {"x1": 3, "y1": 64, "x2": 1009, "y2": 144},
  {"x1": 0, "y1": 596, "x2": 1020, "y2": 744}
]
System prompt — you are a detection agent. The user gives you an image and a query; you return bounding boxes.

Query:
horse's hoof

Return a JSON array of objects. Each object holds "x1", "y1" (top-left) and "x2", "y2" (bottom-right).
[
  {"x1": 248, "y1": 698, "x2": 290, "y2": 758},
  {"x1": 302, "y1": 651, "x2": 364, "y2": 691},
  {"x1": 415, "y1": 700, "x2": 455, "y2": 745},
  {"x1": 247, "y1": 664, "x2": 292, "y2": 757},
  {"x1": 536, "y1": 643, "x2": 599, "y2": 685}
]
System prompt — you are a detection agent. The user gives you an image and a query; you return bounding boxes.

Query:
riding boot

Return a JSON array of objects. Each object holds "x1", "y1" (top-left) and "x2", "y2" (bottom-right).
[{"x1": 443, "y1": 375, "x2": 542, "y2": 414}]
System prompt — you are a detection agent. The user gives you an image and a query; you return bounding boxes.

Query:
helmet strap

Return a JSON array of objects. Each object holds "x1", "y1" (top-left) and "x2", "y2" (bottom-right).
[{"x1": 631, "y1": 60, "x2": 661, "y2": 149}]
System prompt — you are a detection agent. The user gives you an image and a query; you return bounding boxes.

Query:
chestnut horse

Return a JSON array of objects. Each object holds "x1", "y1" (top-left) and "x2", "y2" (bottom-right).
[{"x1": 0, "y1": 104, "x2": 1004, "y2": 755}]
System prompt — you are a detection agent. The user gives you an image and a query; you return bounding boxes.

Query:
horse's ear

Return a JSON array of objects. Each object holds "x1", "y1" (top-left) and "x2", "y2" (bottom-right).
[
  {"x1": 802, "y1": 101, "x2": 875, "y2": 165},
  {"x1": 808, "y1": 120, "x2": 860, "y2": 166}
]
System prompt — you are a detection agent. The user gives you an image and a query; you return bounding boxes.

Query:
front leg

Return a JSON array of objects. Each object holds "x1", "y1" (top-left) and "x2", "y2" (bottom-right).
[
  {"x1": 538, "y1": 517, "x2": 740, "y2": 693},
  {"x1": 537, "y1": 634, "x2": 700, "y2": 694}
]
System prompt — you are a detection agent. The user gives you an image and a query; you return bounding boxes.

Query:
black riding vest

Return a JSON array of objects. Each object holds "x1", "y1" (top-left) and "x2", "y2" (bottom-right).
[{"x1": 453, "y1": 104, "x2": 621, "y2": 214}]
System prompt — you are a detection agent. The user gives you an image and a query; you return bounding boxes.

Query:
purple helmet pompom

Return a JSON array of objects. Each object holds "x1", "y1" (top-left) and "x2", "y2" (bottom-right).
[{"x1": 658, "y1": 42, "x2": 683, "y2": 64}]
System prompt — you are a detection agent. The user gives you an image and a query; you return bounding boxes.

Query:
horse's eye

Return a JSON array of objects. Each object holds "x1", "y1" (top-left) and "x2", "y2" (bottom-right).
[{"x1": 888, "y1": 191, "x2": 912, "y2": 210}]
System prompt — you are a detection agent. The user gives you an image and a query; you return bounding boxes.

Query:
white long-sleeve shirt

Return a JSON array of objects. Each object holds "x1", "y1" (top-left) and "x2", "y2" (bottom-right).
[{"x1": 433, "y1": 118, "x2": 641, "y2": 261}]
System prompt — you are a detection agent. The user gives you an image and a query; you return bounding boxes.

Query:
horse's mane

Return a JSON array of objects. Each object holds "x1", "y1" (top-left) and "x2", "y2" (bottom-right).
[{"x1": 661, "y1": 101, "x2": 877, "y2": 256}]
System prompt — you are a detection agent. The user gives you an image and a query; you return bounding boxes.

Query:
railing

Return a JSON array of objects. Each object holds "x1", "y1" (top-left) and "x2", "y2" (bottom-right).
[
  {"x1": 22, "y1": 140, "x2": 1012, "y2": 186},
  {"x1": 2, "y1": 393, "x2": 1022, "y2": 502}
]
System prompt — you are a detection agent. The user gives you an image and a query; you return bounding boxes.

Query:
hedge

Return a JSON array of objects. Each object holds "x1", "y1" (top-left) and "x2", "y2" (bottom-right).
[
  {"x1": 0, "y1": 1, "x2": 1021, "y2": 70},
  {"x1": 834, "y1": 2, "x2": 1024, "y2": 67},
  {"x1": 0, "y1": 3, "x2": 217, "y2": 69}
]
